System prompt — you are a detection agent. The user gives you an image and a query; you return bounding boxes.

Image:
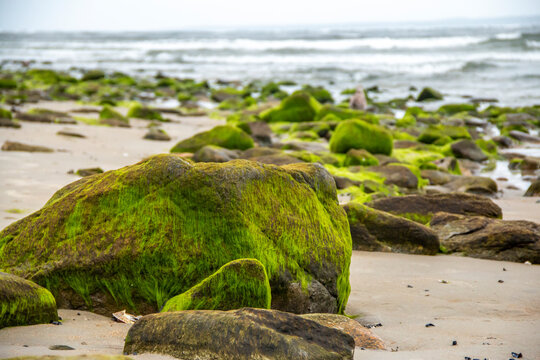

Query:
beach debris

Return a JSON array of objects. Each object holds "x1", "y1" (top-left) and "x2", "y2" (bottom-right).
[
  {"x1": 112, "y1": 309, "x2": 141, "y2": 324},
  {"x1": 407, "y1": 284, "x2": 413, "y2": 288},
  {"x1": 498, "y1": 280, "x2": 504, "y2": 283},
  {"x1": 57, "y1": 130, "x2": 86, "y2": 138},
  {"x1": 503, "y1": 268, "x2": 506, "y2": 271},
  {"x1": 511, "y1": 352, "x2": 523, "y2": 358},
  {"x1": 425, "y1": 323, "x2": 435, "y2": 327},
  {"x1": 49, "y1": 345, "x2": 75, "y2": 350},
  {"x1": 365, "y1": 322, "x2": 382, "y2": 329},
  {"x1": 452, "y1": 340, "x2": 457, "y2": 346},
  {"x1": 51, "y1": 320, "x2": 62, "y2": 325},
  {"x1": 524, "y1": 261, "x2": 532, "y2": 265},
  {"x1": 438, "y1": 279, "x2": 448, "y2": 284}
]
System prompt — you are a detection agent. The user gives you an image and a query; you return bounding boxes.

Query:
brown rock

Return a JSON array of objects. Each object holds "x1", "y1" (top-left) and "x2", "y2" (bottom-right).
[
  {"x1": 451, "y1": 140, "x2": 488, "y2": 162},
  {"x1": 365, "y1": 164, "x2": 418, "y2": 189},
  {"x1": 524, "y1": 180, "x2": 540, "y2": 197},
  {"x1": 1, "y1": 141, "x2": 53, "y2": 153},
  {"x1": 444, "y1": 176, "x2": 498, "y2": 195},
  {"x1": 0, "y1": 118, "x2": 21, "y2": 128}
]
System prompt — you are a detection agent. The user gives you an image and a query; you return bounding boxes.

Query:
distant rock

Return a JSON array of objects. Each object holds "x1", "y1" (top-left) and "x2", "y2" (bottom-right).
[
  {"x1": 143, "y1": 128, "x2": 171, "y2": 141},
  {"x1": 509, "y1": 130, "x2": 540, "y2": 143},
  {"x1": 239, "y1": 121, "x2": 273, "y2": 145},
  {"x1": 416, "y1": 87, "x2": 443, "y2": 102},
  {"x1": 193, "y1": 145, "x2": 240, "y2": 163},
  {"x1": 0, "y1": 272, "x2": 58, "y2": 328},
  {"x1": 367, "y1": 164, "x2": 418, "y2": 189},
  {"x1": 444, "y1": 176, "x2": 498, "y2": 195},
  {"x1": 492, "y1": 135, "x2": 513, "y2": 148},
  {"x1": 1, "y1": 141, "x2": 53, "y2": 152},
  {"x1": 524, "y1": 180, "x2": 540, "y2": 197},
  {"x1": 248, "y1": 154, "x2": 304, "y2": 166},
  {"x1": 0, "y1": 118, "x2": 21, "y2": 128},
  {"x1": 451, "y1": 140, "x2": 488, "y2": 162},
  {"x1": 75, "y1": 168, "x2": 104, "y2": 177},
  {"x1": 368, "y1": 193, "x2": 502, "y2": 224},
  {"x1": 171, "y1": 125, "x2": 254, "y2": 153},
  {"x1": 420, "y1": 170, "x2": 456, "y2": 185},
  {"x1": 343, "y1": 202, "x2": 440, "y2": 254},
  {"x1": 431, "y1": 212, "x2": 540, "y2": 263},
  {"x1": 57, "y1": 130, "x2": 85, "y2": 138},
  {"x1": 349, "y1": 86, "x2": 368, "y2": 110},
  {"x1": 124, "y1": 308, "x2": 355, "y2": 359}
]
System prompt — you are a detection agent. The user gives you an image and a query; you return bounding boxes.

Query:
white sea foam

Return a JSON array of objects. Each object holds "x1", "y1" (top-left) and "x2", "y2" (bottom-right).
[
  {"x1": 526, "y1": 40, "x2": 540, "y2": 49},
  {"x1": 494, "y1": 32, "x2": 521, "y2": 40}
]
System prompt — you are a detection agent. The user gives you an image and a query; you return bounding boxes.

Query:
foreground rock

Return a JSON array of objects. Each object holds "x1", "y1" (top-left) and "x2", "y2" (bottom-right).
[
  {"x1": 368, "y1": 193, "x2": 502, "y2": 224},
  {"x1": 0, "y1": 155, "x2": 351, "y2": 315},
  {"x1": 1, "y1": 141, "x2": 53, "y2": 152},
  {"x1": 343, "y1": 202, "x2": 439, "y2": 254},
  {"x1": 0, "y1": 272, "x2": 58, "y2": 328},
  {"x1": 3, "y1": 356, "x2": 131, "y2": 360},
  {"x1": 431, "y1": 213, "x2": 540, "y2": 263},
  {"x1": 124, "y1": 308, "x2": 355, "y2": 359},
  {"x1": 300, "y1": 313, "x2": 385, "y2": 350},
  {"x1": 162, "y1": 258, "x2": 271, "y2": 312}
]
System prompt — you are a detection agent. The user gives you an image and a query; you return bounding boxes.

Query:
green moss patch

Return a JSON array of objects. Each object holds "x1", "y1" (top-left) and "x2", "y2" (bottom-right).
[
  {"x1": 171, "y1": 125, "x2": 254, "y2": 153},
  {"x1": 260, "y1": 91, "x2": 322, "y2": 123},
  {"x1": 330, "y1": 119, "x2": 393, "y2": 155}
]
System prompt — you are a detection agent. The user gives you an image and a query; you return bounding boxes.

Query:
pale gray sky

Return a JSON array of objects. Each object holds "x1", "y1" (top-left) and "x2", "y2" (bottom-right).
[{"x1": 1, "y1": 0, "x2": 539, "y2": 31}]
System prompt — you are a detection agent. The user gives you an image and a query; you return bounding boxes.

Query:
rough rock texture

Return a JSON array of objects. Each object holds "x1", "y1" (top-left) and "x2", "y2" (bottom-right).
[
  {"x1": 524, "y1": 180, "x2": 540, "y2": 197},
  {"x1": 75, "y1": 168, "x2": 104, "y2": 177},
  {"x1": 0, "y1": 155, "x2": 351, "y2": 315},
  {"x1": 444, "y1": 176, "x2": 498, "y2": 195},
  {"x1": 0, "y1": 272, "x2": 58, "y2": 328},
  {"x1": 330, "y1": 119, "x2": 393, "y2": 155},
  {"x1": 192, "y1": 145, "x2": 240, "y2": 163},
  {"x1": 343, "y1": 202, "x2": 439, "y2": 254},
  {"x1": 4, "y1": 356, "x2": 132, "y2": 360},
  {"x1": 170, "y1": 125, "x2": 254, "y2": 153},
  {"x1": 300, "y1": 313, "x2": 385, "y2": 350},
  {"x1": 248, "y1": 154, "x2": 304, "y2": 166},
  {"x1": 368, "y1": 193, "x2": 502, "y2": 224},
  {"x1": 451, "y1": 140, "x2": 488, "y2": 162},
  {"x1": 162, "y1": 259, "x2": 271, "y2": 312},
  {"x1": 1, "y1": 141, "x2": 53, "y2": 153},
  {"x1": 123, "y1": 308, "x2": 355, "y2": 360},
  {"x1": 431, "y1": 212, "x2": 540, "y2": 263},
  {"x1": 367, "y1": 164, "x2": 418, "y2": 189}
]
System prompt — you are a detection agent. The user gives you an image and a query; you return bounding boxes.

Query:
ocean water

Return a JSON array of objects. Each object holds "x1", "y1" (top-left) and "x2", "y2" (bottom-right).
[{"x1": 1, "y1": 18, "x2": 540, "y2": 106}]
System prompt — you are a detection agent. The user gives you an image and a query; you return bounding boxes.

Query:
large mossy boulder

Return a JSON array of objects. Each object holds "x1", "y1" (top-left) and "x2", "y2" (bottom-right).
[
  {"x1": 431, "y1": 212, "x2": 540, "y2": 263},
  {"x1": 171, "y1": 125, "x2": 254, "y2": 153},
  {"x1": 329, "y1": 119, "x2": 393, "y2": 155},
  {"x1": 161, "y1": 258, "x2": 271, "y2": 312},
  {"x1": 0, "y1": 155, "x2": 351, "y2": 315},
  {"x1": 1, "y1": 272, "x2": 58, "y2": 328},
  {"x1": 260, "y1": 91, "x2": 322, "y2": 123},
  {"x1": 343, "y1": 203, "x2": 439, "y2": 254},
  {"x1": 367, "y1": 193, "x2": 502, "y2": 224},
  {"x1": 124, "y1": 308, "x2": 355, "y2": 359}
]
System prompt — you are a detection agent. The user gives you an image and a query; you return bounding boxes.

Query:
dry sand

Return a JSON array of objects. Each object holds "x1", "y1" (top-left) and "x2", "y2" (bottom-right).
[{"x1": 1, "y1": 101, "x2": 539, "y2": 359}]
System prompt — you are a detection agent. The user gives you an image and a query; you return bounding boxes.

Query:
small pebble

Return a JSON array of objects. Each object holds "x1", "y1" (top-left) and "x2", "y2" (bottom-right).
[
  {"x1": 452, "y1": 340, "x2": 457, "y2": 346},
  {"x1": 77, "y1": 312, "x2": 81, "y2": 316},
  {"x1": 511, "y1": 352, "x2": 522, "y2": 358},
  {"x1": 439, "y1": 279, "x2": 448, "y2": 284},
  {"x1": 498, "y1": 280, "x2": 504, "y2": 283},
  {"x1": 23, "y1": 345, "x2": 28, "y2": 347},
  {"x1": 425, "y1": 323, "x2": 435, "y2": 327},
  {"x1": 407, "y1": 285, "x2": 413, "y2": 288},
  {"x1": 49, "y1": 345, "x2": 75, "y2": 351},
  {"x1": 503, "y1": 268, "x2": 506, "y2": 271},
  {"x1": 51, "y1": 321, "x2": 62, "y2": 325}
]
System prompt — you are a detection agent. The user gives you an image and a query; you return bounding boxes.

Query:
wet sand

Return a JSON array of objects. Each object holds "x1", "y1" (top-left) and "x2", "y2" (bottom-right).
[{"x1": 1, "y1": 252, "x2": 538, "y2": 359}]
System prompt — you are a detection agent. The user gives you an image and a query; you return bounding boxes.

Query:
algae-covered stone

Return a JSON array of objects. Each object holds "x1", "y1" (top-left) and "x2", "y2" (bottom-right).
[
  {"x1": 127, "y1": 103, "x2": 163, "y2": 121},
  {"x1": 99, "y1": 105, "x2": 127, "y2": 122},
  {"x1": 437, "y1": 103, "x2": 477, "y2": 115},
  {"x1": 81, "y1": 70, "x2": 105, "y2": 81},
  {"x1": 171, "y1": 125, "x2": 254, "y2": 153},
  {"x1": 343, "y1": 202, "x2": 439, "y2": 254},
  {"x1": 416, "y1": 87, "x2": 443, "y2": 102},
  {"x1": 0, "y1": 107, "x2": 13, "y2": 119},
  {"x1": 343, "y1": 149, "x2": 378, "y2": 167},
  {"x1": 330, "y1": 119, "x2": 392, "y2": 155},
  {"x1": 260, "y1": 91, "x2": 322, "y2": 123},
  {"x1": 444, "y1": 175, "x2": 498, "y2": 195},
  {"x1": 124, "y1": 308, "x2": 355, "y2": 360},
  {"x1": 5, "y1": 356, "x2": 132, "y2": 360},
  {"x1": 367, "y1": 192, "x2": 502, "y2": 224},
  {"x1": 162, "y1": 258, "x2": 271, "y2": 311},
  {"x1": 451, "y1": 140, "x2": 488, "y2": 162},
  {"x1": 0, "y1": 155, "x2": 351, "y2": 315},
  {"x1": 193, "y1": 145, "x2": 240, "y2": 163},
  {"x1": 1, "y1": 272, "x2": 58, "y2": 328},
  {"x1": 418, "y1": 125, "x2": 471, "y2": 144}
]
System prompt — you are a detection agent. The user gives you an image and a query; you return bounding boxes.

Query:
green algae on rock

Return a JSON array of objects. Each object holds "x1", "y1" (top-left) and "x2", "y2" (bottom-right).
[
  {"x1": 171, "y1": 125, "x2": 254, "y2": 153},
  {"x1": 162, "y1": 258, "x2": 271, "y2": 312},
  {"x1": 99, "y1": 105, "x2": 127, "y2": 122},
  {"x1": 0, "y1": 155, "x2": 351, "y2": 315},
  {"x1": 416, "y1": 87, "x2": 443, "y2": 102},
  {"x1": 330, "y1": 119, "x2": 393, "y2": 155},
  {"x1": 343, "y1": 149, "x2": 379, "y2": 167},
  {"x1": 260, "y1": 91, "x2": 322, "y2": 123},
  {"x1": 0, "y1": 272, "x2": 58, "y2": 328},
  {"x1": 124, "y1": 308, "x2": 355, "y2": 360},
  {"x1": 126, "y1": 103, "x2": 163, "y2": 121},
  {"x1": 0, "y1": 107, "x2": 13, "y2": 119}
]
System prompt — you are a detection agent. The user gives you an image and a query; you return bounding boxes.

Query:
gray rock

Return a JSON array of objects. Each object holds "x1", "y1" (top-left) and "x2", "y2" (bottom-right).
[{"x1": 451, "y1": 140, "x2": 488, "y2": 162}]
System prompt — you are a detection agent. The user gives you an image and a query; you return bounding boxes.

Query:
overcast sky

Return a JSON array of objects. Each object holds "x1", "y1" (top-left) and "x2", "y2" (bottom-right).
[{"x1": 1, "y1": 0, "x2": 540, "y2": 31}]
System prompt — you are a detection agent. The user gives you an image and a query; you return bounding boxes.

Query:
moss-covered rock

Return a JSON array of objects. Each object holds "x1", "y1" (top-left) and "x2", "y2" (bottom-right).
[
  {"x1": 437, "y1": 103, "x2": 477, "y2": 115},
  {"x1": 124, "y1": 308, "x2": 355, "y2": 359},
  {"x1": 418, "y1": 125, "x2": 471, "y2": 144},
  {"x1": 260, "y1": 91, "x2": 321, "y2": 123},
  {"x1": 301, "y1": 85, "x2": 334, "y2": 104},
  {"x1": 315, "y1": 105, "x2": 377, "y2": 123},
  {"x1": 451, "y1": 139, "x2": 488, "y2": 162},
  {"x1": 4, "y1": 356, "x2": 132, "y2": 360},
  {"x1": 162, "y1": 258, "x2": 271, "y2": 311},
  {"x1": 416, "y1": 87, "x2": 443, "y2": 102},
  {"x1": 192, "y1": 145, "x2": 240, "y2": 163},
  {"x1": 81, "y1": 70, "x2": 105, "y2": 81},
  {"x1": 367, "y1": 193, "x2": 502, "y2": 224},
  {"x1": 99, "y1": 105, "x2": 128, "y2": 124},
  {"x1": 0, "y1": 155, "x2": 351, "y2": 315},
  {"x1": 344, "y1": 203, "x2": 439, "y2": 254},
  {"x1": 1, "y1": 272, "x2": 58, "y2": 328},
  {"x1": 0, "y1": 107, "x2": 13, "y2": 119},
  {"x1": 329, "y1": 119, "x2": 393, "y2": 155},
  {"x1": 127, "y1": 103, "x2": 163, "y2": 121},
  {"x1": 343, "y1": 149, "x2": 378, "y2": 167},
  {"x1": 171, "y1": 125, "x2": 254, "y2": 153}
]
